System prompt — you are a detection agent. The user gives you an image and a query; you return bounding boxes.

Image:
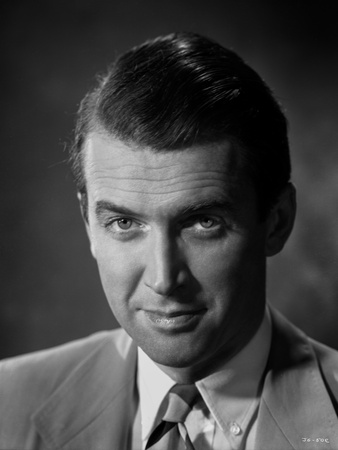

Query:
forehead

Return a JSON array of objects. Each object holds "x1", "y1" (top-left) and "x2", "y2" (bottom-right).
[{"x1": 84, "y1": 133, "x2": 249, "y2": 211}]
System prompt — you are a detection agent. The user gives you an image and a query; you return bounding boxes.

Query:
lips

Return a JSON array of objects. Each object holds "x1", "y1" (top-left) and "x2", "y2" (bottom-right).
[{"x1": 144, "y1": 309, "x2": 205, "y2": 331}]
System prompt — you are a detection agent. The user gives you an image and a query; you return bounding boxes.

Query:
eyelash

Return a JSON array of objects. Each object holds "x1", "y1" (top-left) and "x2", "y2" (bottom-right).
[
  {"x1": 105, "y1": 217, "x2": 142, "y2": 232},
  {"x1": 104, "y1": 215, "x2": 226, "y2": 239}
]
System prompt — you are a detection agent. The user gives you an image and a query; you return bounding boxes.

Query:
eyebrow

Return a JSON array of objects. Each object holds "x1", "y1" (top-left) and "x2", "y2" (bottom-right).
[
  {"x1": 180, "y1": 199, "x2": 237, "y2": 216},
  {"x1": 95, "y1": 200, "x2": 137, "y2": 219},
  {"x1": 95, "y1": 197, "x2": 237, "y2": 221}
]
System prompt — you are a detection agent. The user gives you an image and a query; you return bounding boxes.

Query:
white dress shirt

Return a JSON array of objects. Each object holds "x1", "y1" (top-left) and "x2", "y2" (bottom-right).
[{"x1": 137, "y1": 308, "x2": 272, "y2": 450}]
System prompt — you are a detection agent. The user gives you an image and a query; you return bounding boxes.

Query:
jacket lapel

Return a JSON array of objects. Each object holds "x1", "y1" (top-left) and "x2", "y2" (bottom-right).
[
  {"x1": 33, "y1": 330, "x2": 138, "y2": 449},
  {"x1": 255, "y1": 309, "x2": 338, "y2": 449}
]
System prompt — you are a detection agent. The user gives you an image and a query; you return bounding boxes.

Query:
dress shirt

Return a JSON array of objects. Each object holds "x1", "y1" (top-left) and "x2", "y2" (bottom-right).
[{"x1": 137, "y1": 307, "x2": 271, "y2": 450}]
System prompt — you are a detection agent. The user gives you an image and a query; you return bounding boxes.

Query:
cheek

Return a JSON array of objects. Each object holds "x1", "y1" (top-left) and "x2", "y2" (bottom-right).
[
  {"x1": 187, "y1": 236, "x2": 265, "y2": 300},
  {"x1": 187, "y1": 240, "x2": 244, "y2": 288},
  {"x1": 94, "y1": 241, "x2": 144, "y2": 307}
]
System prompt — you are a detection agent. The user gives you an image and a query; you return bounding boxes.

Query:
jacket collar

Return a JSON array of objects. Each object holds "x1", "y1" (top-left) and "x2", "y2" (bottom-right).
[
  {"x1": 33, "y1": 329, "x2": 138, "y2": 449},
  {"x1": 255, "y1": 308, "x2": 338, "y2": 449}
]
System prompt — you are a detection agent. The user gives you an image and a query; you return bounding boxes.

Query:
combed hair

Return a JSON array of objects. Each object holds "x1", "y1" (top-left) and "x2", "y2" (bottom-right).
[{"x1": 70, "y1": 31, "x2": 291, "y2": 219}]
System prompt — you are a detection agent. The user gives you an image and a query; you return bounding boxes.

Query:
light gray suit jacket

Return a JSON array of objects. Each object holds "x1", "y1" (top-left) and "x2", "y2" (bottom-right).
[{"x1": 1, "y1": 309, "x2": 338, "y2": 449}]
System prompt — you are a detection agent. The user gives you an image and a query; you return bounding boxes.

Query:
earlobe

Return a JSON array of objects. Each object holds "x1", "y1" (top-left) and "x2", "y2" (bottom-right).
[
  {"x1": 265, "y1": 183, "x2": 297, "y2": 257},
  {"x1": 77, "y1": 191, "x2": 97, "y2": 259}
]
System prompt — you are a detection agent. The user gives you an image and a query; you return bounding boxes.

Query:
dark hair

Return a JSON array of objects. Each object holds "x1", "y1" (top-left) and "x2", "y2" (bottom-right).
[{"x1": 70, "y1": 31, "x2": 291, "y2": 220}]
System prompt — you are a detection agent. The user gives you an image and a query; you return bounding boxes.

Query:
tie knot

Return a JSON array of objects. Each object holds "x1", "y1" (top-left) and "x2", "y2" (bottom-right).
[{"x1": 163, "y1": 384, "x2": 199, "y2": 423}]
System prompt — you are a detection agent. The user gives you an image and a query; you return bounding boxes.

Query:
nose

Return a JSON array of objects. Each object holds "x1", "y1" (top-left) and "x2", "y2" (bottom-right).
[{"x1": 143, "y1": 231, "x2": 187, "y2": 296}]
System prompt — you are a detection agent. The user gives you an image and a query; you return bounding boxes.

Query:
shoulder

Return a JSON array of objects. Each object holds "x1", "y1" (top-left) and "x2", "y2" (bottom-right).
[
  {"x1": 0, "y1": 329, "x2": 135, "y2": 446},
  {"x1": 0, "y1": 328, "x2": 132, "y2": 411},
  {"x1": 311, "y1": 338, "x2": 338, "y2": 367},
  {"x1": 270, "y1": 307, "x2": 338, "y2": 403},
  {"x1": 271, "y1": 306, "x2": 338, "y2": 366},
  {"x1": 311, "y1": 338, "x2": 338, "y2": 402}
]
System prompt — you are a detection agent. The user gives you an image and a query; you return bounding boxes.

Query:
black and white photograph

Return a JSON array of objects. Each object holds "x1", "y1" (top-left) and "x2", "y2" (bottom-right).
[{"x1": 1, "y1": 1, "x2": 338, "y2": 448}]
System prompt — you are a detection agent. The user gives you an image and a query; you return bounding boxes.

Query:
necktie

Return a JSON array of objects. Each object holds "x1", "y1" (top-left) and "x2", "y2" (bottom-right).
[{"x1": 145, "y1": 384, "x2": 199, "y2": 450}]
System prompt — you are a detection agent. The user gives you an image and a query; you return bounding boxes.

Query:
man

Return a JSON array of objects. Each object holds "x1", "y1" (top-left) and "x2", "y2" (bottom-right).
[{"x1": 1, "y1": 31, "x2": 338, "y2": 449}]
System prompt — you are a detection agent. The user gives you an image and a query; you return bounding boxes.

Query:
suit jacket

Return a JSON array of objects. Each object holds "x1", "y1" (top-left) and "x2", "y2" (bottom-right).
[{"x1": 1, "y1": 308, "x2": 338, "y2": 449}]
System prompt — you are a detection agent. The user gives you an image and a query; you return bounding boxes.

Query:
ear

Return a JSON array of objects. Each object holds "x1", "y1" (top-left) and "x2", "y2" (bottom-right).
[
  {"x1": 77, "y1": 192, "x2": 97, "y2": 259},
  {"x1": 265, "y1": 183, "x2": 296, "y2": 257}
]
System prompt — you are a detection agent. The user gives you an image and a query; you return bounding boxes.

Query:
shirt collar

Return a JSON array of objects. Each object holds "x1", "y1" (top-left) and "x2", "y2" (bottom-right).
[
  {"x1": 137, "y1": 307, "x2": 271, "y2": 443},
  {"x1": 137, "y1": 346, "x2": 175, "y2": 442},
  {"x1": 196, "y1": 307, "x2": 271, "y2": 438}
]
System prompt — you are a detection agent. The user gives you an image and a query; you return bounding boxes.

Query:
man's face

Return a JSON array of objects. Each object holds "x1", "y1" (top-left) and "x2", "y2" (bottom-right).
[{"x1": 84, "y1": 133, "x2": 269, "y2": 380}]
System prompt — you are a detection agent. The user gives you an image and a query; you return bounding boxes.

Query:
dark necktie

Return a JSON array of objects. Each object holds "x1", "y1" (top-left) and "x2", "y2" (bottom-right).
[{"x1": 145, "y1": 384, "x2": 199, "y2": 450}]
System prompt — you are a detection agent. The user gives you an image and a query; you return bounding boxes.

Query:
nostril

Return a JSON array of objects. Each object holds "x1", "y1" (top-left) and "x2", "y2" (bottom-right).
[
  {"x1": 144, "y1": 264, "x2": 188, "y2": 296},
  {"x1": 145, "y1": 273, "x2": 179, "y2": 296}
]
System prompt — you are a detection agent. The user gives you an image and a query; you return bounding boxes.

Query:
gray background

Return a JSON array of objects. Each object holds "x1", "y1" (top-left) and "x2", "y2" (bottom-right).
[{"x1": 2, "y1": 0, "x2": 338, "y2": 358}]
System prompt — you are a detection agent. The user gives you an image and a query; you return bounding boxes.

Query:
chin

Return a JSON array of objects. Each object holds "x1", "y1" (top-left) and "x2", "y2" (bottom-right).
[
  {"x1": 153, "y1": 354, "x2": 193, "y2": 368},
  {"x1": 143, "y1": 339, "x2": 206, "y2": 369}
]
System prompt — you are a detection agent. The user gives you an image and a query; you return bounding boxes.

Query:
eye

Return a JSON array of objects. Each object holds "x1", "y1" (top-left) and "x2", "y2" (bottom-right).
[
  {"x1": 182, "y1": 214, "x2": 224, "y2": 237},
  {"x1": 102, "y1": 215, "x2": 147, "y2": 240},
  {"x1": 199, "y1": 217, "x2": 216, "y2": 229},
  {"x1": 116, "y1": 218, "x2": 133, "y2": 230},
  {"x1": 106, "y1": 217, "x2": 138, "y2": 233}
]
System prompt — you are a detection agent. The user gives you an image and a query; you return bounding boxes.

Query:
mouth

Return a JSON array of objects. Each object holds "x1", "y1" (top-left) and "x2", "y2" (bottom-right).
[{"x1": 144, "y1": 309, "x2": 205, "y2": 331}]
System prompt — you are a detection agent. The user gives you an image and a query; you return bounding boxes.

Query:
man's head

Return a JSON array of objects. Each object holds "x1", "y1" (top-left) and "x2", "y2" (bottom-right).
[
  {"x1": 70, "y1": 32, "x2": 296, "y2": 382},
  {"x1": 70, "y1": 31, "x2": 291, "y2": 221}
]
